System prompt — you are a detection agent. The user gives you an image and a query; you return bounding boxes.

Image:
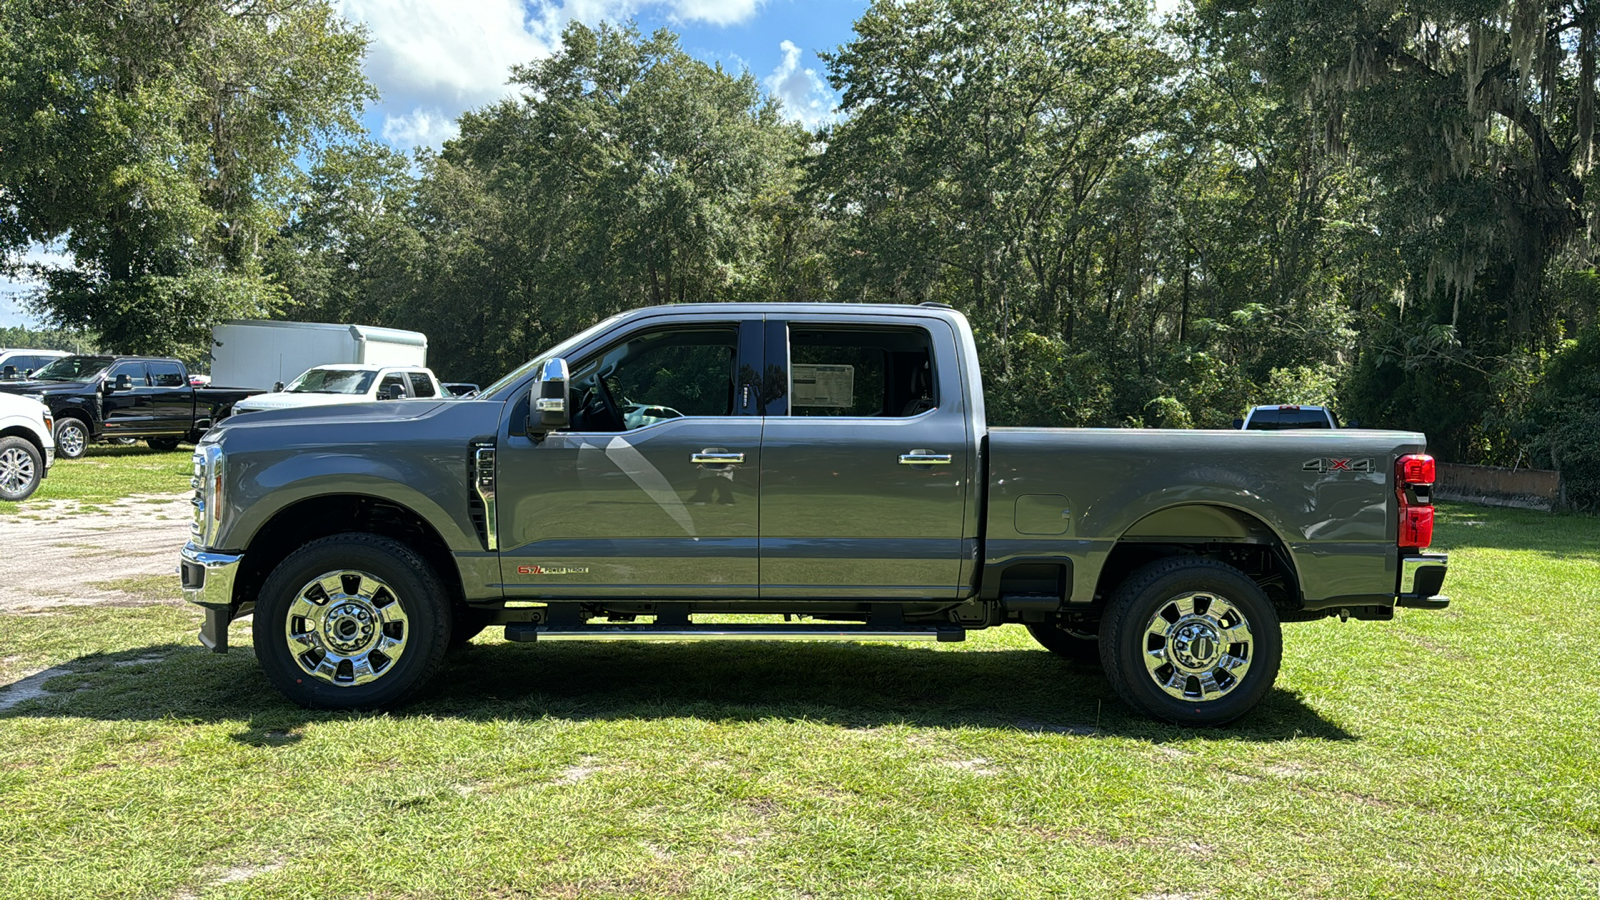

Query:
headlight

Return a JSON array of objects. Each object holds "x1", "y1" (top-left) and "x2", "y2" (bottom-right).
[{"x1": 191, "y1": 444, "x2": 226, "y2": 547}]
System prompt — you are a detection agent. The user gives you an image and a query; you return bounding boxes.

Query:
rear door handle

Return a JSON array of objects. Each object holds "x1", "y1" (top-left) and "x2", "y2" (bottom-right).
[
  {"x1": 898, "y1": 450, "x2": 952, "y2": 465},
  {"x1": 691, "y1": 452, "x2": 746, "y2": 465}
]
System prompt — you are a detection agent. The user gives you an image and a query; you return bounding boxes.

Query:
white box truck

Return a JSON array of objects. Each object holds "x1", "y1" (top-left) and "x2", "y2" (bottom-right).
[{"x1": 208, "y1": 321, "x2": 428, "y2": 391}]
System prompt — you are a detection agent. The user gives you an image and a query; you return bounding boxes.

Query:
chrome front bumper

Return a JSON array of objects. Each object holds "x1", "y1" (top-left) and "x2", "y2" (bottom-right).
[
  {"x1": 180, "y1": 542, "x2": 243, "y2": 652},
  {"x1": 1397, "y1": 552, "x2": 1449, "y2": 609}
]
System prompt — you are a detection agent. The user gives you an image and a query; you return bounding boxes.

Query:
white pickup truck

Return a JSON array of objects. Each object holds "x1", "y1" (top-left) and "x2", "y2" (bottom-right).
[
  {"x1": 229, "y1": 365, "x2": 444, "y2": 415},
  {"x1": 0, "y1": 393, "x2": 54, "y2": 501}
]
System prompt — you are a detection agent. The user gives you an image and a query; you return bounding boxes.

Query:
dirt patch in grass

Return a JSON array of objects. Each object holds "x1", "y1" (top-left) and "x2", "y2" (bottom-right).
[{"x1": 0, "y1": 493, "x2": 190, "y2": 612}]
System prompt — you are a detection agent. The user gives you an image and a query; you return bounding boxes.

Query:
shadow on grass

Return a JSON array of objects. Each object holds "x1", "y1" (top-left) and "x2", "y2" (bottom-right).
[{"x1": 1, "y1": 638, "x2": 1354, "y2": 744}]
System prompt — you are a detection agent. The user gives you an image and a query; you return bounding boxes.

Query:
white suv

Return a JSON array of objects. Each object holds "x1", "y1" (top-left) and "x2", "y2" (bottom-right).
[{"x1": 0, "y1": 393, "x2": 55, "y2": 501}]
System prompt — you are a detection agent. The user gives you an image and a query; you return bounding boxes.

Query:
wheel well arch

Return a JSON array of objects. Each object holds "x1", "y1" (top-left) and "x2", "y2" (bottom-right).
[
  {"x1": 0, "y1": 425, "x2": 46, "y2": 459},
  {"x1": 1092, "y1": 504, "x2": 1303, "y2": 615},
  {"x1": 232, "y1": 493, "x2": 464, "y2": 613},
  {"x1": 53, "y1": 408, "x2": 94, "y2": 430}
]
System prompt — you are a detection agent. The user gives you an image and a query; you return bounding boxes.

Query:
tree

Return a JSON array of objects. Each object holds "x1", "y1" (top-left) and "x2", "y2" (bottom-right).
[{"x1": 0, "y1": 0, "x2": 373, "y2": 358}]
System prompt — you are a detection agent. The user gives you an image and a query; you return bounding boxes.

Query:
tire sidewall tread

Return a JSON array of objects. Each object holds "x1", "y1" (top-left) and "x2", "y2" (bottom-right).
[
  {"x1": 54, "y1": 417, "x2": 88, "y2": 460},
  {"x1": 253, "y1": 533, "x2": 451, "y2": 710},
  {"x1": 0, "y1": 435, "x2": 42, "y2": 501},
  {"x1": 1098, "y1": 557, "x2": 1283, "y2": 727}
]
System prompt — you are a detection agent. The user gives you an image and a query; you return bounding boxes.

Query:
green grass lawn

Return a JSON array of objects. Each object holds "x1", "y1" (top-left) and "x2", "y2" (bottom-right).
[
  {"x1": 0, "y1": 443, "x2": 193, "y2": 514},
  {"x1": 1, "y1": 504, "x2": 1597, "y2": 899}
]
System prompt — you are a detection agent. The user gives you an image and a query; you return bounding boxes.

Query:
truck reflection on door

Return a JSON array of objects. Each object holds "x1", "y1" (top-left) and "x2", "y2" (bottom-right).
[{"x1": 691, "y1": 448, "x2": 738, "y2": 505}]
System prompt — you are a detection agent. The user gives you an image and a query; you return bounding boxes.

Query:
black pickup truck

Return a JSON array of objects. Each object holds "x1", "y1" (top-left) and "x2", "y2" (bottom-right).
[{"x1": 0, "y1": 355, "x2": 255, "y2": 458}]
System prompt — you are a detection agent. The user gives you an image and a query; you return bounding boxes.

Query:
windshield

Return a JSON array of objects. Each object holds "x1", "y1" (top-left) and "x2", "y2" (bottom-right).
[
  {"x1": 480, "y1": 313, "x2": 631, "y2": 399},
  {"x1": 31, "y1": 355, "x2": 114, "y2": 382},
  {"x1": 285, "y1": 368, "x2": 378, "y2": 395}
]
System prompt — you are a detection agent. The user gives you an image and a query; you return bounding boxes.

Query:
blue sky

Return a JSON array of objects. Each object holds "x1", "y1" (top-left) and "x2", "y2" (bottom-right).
[{"x1": 0, "y1": 0, "x2": 867, "y2": 329}]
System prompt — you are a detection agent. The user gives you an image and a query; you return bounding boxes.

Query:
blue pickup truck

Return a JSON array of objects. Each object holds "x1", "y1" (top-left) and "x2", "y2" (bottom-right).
[{"x1": 180, "y1": 303, "x2": 1449, "y2": 726}]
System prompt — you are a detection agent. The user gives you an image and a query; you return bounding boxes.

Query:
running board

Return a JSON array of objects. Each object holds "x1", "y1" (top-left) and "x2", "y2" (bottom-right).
[{"x1": 504, "y1": 623, "x2": 966, "y2": 643}]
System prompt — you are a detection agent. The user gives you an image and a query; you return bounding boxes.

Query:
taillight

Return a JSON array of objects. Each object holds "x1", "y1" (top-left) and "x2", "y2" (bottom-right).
[{"x1": 1396, "y1": 453, "x2": 1435, "y2": 549}]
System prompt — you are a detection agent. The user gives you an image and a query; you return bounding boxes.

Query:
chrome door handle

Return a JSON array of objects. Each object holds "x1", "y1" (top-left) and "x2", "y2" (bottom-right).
[
  {"x1": 691, "y1": 452, "x2": 745, "y2": 465},
  {"x1": 898, "y1": 450, "x2": 952, "y2": 465}
]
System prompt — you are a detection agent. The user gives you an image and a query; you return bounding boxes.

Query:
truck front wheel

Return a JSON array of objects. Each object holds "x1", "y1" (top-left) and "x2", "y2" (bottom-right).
[
  {"x1": 253, "y1": 534, "x2": 451, "y2": 710},
  {"x1": 54, "y1": 417, "x2": 88, "y2": 459},
  {"x1": 1099, "y1": 558, "x2": 1282, "y2": 727}
]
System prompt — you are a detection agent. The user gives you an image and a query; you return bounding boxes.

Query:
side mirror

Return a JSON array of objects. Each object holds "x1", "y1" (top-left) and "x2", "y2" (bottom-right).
[
  {"x1": 1, "y1": 365, "x2": 15, "y2": 380},
  {"x1": 383, "y1": 383, "x2": 406, "y2": 400},
  {"x1": 272, "y1": 381, "x2": 284, "y2": 393},
  {"x1": 106, "y1": 373, "x2": 133, "y2": 393},
  {"x1": 528, "y1": 358, "x2": 570, "y2": 439},
  {"x1": 1232, "y1": 418, "x2": 1245, "y2": 430}
]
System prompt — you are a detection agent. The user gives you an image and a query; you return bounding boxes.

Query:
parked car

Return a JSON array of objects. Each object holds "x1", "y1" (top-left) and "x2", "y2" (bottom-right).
[
  {"x1": 0, "y1": 393, "x2": 54, "y2": 501},
  {"x1": 229, "y1": 365, "x2": 445, "y2": 415},
  {"x1": 181, "y1": 302, "x2": 1449, "y2": 727},
  {"x1": 210, "y1": 320, "x2": 427, "y2": 391},
  {"x1": 1237, "y1": 404, "x2": 1339, "y2": 430},
  {"x1": 0, "y1": 355, "x2": 255, "y2": 458},
  {"x1": 0, "y1": 348, "x2": 70, "y2": 381}
]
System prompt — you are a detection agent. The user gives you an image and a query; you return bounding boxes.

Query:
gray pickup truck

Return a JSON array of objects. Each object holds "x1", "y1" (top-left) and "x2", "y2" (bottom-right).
[{"x1": 180, "y1": 303, "x2": 1449, "y2": 726}]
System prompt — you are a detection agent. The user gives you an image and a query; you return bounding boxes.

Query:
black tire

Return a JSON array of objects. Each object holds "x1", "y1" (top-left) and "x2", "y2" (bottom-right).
[
  {"x1": 1025, "y1": 621, "x2": 1101, "y2": 664},
  {"x1": 253, "y1": 533, "x2": 451, "y2": 710},
  {"x1": 0, "y1": 436, "x2": 44, "y2": 502},
  {"x1": 1099, "y1": 558, "x2": 1282, "y2": 727},
  {"x1": 145, "y1": 436, "x2": 182, "y2": 451},
  {"x1": 54, "y1": 417, "x2": 89, "y2": 460}
]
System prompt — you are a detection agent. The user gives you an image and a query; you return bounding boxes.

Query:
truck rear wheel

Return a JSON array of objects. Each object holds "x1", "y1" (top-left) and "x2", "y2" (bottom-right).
[
  {"x1": 252, "y1": 533, "x2": 450, "y2": 710},
  {"x1": 1099, "y1": 558, "x2": 1282, "y2": 727},
  {"x1": 145, "y1": 437, "x2": 182, "y2": 451},
  {"x1": 1025, "y1": 621, "x2": 1100, "y2": 664}
]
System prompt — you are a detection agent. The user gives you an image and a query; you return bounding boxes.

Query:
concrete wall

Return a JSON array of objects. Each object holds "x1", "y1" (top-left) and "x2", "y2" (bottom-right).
[{"x1": 1436, "y1": 463, "x2": 1561, "y2": 511}]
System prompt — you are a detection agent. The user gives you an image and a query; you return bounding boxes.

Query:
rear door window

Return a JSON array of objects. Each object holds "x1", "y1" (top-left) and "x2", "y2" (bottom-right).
[
  {"x1": 786, "y1": 327, "x2": 936, "y2": 418},
  {"x1": 148, "y1": 361, "x2": 186, "y2": 388},
  {"x1": 407, "y1": 372, "x2": 437, "y2": 398}
]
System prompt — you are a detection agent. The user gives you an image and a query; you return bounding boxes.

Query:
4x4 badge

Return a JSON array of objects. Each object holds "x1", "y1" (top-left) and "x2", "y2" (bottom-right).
[{"x1": 1303, "y1": 458, "x2": 1374, "y2": 474}]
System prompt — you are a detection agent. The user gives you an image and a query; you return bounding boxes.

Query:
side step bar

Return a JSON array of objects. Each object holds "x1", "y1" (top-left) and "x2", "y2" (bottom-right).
[{"x1": 504, "y1": 623, "x2": 966, "y2": 643}]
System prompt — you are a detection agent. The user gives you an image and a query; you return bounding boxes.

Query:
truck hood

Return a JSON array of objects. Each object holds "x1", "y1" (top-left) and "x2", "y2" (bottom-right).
[
  {"x1": 232, "y1": 392, "x2": 379, "y2": 413},
  {"x1": 219, "y1": 397, "x2": 449, "y2": 430},
  {"x1": 0, "y1": 379, "x2": 94, "y2": 395}
]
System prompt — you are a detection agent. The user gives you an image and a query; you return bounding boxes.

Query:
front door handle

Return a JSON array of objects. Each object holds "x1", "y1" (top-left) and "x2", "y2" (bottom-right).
[
  {"x1": 899, "y1": 450, "x2": 952, "y2": 465},
  {"x1": 691, "y1": 451, "x2": 746, "y2": 465}
]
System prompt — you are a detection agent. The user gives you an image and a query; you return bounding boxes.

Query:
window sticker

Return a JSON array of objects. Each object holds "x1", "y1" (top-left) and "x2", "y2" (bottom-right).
[{"x1": 792, "y1": 364, "x2": 854, "y2": 408}]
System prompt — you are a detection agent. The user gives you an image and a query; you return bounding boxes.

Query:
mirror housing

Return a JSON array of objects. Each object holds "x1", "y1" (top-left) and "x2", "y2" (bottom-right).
[
  {"x1": 382, "y1": 383, "x2": 406, "y2": 401},
  {"x1": 272, "y1": 381, "x2": 284, "y2": 393},
  {"x1": 528, "y1": 358, "x2": 570, "y2": 439},
  {"x1": 107, "y1": 373, "x2": 133, "y2": 393},
  {"x1": 1, "y1": 365, "x2": 15, "y2": 380}
]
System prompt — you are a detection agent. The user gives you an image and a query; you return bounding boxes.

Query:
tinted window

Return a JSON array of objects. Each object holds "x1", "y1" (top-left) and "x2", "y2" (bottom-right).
[
  {"x1": 406, "y1": 372, "x2": 436, "y2": 398},
  {"x1": 787, "y1": 327, "x2": 936, "y2": 418},
  {"x1": 148, "y1": 361, "x2": 185, "y2": 387},
  {"x1": 378, "y1": 373, "x2": 408, "y2": 397},
  {"x1": 108, "y1": 362, "x2": 150, "y2": 386},
  {"x1": 570, "y1": 327, "x2": 738, "y2": 432},
  {"x1": 286, "y1": 368, "x2": 378, "y2": 394},
  {"x1": 33, "y1": 356, "x2": 114, "y2": 381},
  {"x1": 1247, "y1": 408, "x2": 1333, "y2": 430}
]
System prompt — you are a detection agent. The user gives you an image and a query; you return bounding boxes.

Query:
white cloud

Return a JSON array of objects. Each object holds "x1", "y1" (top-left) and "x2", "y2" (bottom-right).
[
  {"x1": 337, "y1": 0, "x2": 554, "y2": 112},
  {"x1": 381, "y1": 107, "x2": 462, "y2": 148},
  {"x1": 764, "y1": 40, "x2": 836, "y2": 128},
  {"x1": 670, "y1": 0, "x2": 762, "y2": 27}
]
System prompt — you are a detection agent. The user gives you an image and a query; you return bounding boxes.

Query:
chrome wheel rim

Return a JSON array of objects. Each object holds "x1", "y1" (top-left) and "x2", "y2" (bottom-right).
[
  {"x1": 285, "y1": 570, "x2": 410, "y2": 687},
  {"x1": 58, "y1": 425, "x2": 85, "y2": 457},
  {"x1": 0, "y1": 447, "x2": 35, "y2": 495},
  {"x1": 1142, "y1": 591, "x2": 1254, "y2": 702}
]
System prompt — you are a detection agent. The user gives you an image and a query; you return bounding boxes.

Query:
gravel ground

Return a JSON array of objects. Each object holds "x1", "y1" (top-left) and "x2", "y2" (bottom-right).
[{"x1": 0, "y1": 493, "x2": 192, "y2": 611}]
